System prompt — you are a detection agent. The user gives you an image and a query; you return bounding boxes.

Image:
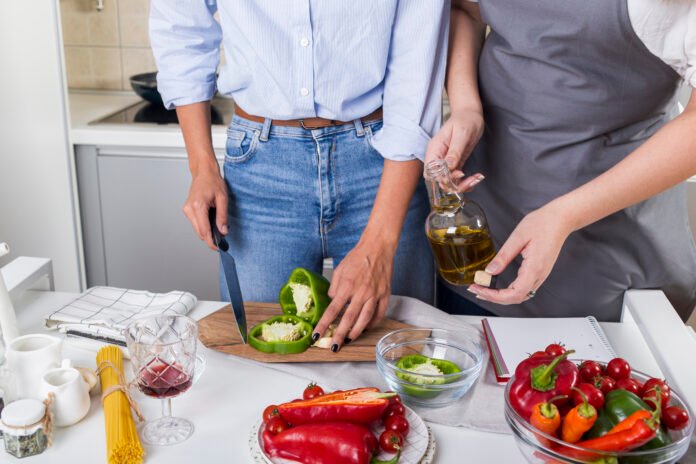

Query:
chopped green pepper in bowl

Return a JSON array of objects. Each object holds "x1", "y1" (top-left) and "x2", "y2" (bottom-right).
[
  {"x1": 396, "y1": 354, "x2": 462, "y2": 398},
  {"x1": 248, "y1": 315, "x2": 314, "y2": 354},
  {"x1": 279, "y1": 268, "x2": 331, "y2": 326}
]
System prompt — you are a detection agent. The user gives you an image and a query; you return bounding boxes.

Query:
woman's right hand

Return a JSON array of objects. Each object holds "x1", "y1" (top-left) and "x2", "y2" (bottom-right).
[
  {"x1": 425, "y1": 108, "x2": 485, "y2": 191},
  {"x1": 182, "y1": 169, "x2": 229, "y2": 250}
]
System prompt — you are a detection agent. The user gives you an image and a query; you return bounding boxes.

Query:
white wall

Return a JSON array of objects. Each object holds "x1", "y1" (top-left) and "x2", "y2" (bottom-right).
[{"x1": 0, "y1": 0, "x2": 83, "y2": 291}]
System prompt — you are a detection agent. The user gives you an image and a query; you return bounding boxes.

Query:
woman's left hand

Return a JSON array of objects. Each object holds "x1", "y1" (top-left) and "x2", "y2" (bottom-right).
[
  {"x1": 467, "y1": 205, "x2": 574, "y2": 304},
  {"x1": 312, "y1": 239, "x2": 394, "y2": 352}
]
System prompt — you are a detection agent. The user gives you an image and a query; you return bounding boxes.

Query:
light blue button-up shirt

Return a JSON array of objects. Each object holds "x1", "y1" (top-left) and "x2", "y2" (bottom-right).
[{"x1": 150, "y1": 1, "x2": 448, "y2": 161}]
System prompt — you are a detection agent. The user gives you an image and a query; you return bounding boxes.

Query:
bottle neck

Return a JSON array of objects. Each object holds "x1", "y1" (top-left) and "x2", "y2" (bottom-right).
[{"x1": 425, "y1": 161, "x2": 462, "y2": 209}]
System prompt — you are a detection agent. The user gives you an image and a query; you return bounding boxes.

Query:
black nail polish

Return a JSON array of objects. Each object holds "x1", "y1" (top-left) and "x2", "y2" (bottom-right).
[
  {"x1": 331, "y1": 343, "x2": 338, "y2": 353},
  {"x1": 312, "y1": 332, "x2": 320, "y2": 342},
  {"x1": 344, "y1": 337, "x2": 352, "y2": 345}
]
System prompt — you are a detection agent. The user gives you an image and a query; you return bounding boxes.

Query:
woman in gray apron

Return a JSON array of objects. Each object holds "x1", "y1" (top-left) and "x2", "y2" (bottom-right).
[{"x1": 429, "y1": 0, "x2": 696, "y2": 321}]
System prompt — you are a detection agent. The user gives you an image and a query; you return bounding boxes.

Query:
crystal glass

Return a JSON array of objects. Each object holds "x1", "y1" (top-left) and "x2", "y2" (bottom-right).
[{"x1": 125, "y1": 315, "x2": 198, "y2": 446}]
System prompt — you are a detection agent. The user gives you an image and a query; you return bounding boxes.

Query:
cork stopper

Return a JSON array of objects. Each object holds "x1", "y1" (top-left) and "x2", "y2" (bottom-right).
[{"x1": 474, "y1": 270, "x2": 497, "y2": 288}]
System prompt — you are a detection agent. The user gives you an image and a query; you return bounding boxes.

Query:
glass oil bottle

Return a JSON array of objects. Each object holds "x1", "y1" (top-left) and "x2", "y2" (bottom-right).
[{"x1": 425, "y1": 160, "x2": 496, "y2": 285}]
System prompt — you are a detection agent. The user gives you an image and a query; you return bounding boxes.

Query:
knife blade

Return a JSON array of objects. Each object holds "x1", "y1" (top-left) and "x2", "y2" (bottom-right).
[{"x1": 209, "y1": 208, "x2": 248, "y2": 343}]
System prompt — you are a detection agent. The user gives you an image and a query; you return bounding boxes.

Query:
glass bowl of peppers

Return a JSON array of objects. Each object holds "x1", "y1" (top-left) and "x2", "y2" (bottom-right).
[
  {"x1": 375, "y1": 327, "x2": 484, "y2": 408},
  {"x1": 504, "y1": 355, "x2": 694, "y2": 464}
]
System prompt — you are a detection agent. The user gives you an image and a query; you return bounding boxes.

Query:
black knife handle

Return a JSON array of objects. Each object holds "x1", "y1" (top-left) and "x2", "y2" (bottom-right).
[{"x1": 208, "y1": 207, "x2": 229, "y2": 252}]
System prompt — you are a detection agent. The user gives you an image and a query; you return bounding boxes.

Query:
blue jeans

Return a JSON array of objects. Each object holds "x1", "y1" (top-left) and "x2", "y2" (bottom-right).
[{"x1": 219, "y1": 115, "x2": 434, "y2": 305}]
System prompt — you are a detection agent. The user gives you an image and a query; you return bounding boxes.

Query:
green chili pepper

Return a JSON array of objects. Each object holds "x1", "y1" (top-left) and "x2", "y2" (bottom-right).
[
  {"x1": 279, "y1": 268, "x2": 331, "y2": 326},
  {"x1": 584, "y1": 389, "x2": 672, "y2": 452},
  {"x1": 248, "y1": 315, "x2": 314, "y2": 355},
  {"x1": 395, "y1": 354, "x2": 461, "y2": 398}
]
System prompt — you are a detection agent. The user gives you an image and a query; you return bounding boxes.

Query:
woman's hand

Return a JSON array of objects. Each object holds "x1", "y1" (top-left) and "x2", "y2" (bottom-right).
[
  {"x1": 425, "y1": 109, "x2": 485, "y2": 191},
  {"x1": 182, "y1": 169, "x2": 229, "y2": 251},
  {"x1": 467, "y1": 204, "x2": 574, "y2": 304},
  {"x1": 312, "y1": 239, "x2": 395, "y2": 352}
]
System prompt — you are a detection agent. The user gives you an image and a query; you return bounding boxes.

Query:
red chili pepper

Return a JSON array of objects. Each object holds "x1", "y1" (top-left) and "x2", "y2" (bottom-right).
[
  {"x1": 278, "y1": 387, "x2": 394, "y2": 425},
  {"x1": 510, "y1": 350, "x2": 579, "y2": 421},
  {"x1": 262, "y1": 422, "x2": 378, "y2": 464},
  {"x1": 576, "y1": 418, "x2": 656, "y2": 452}
]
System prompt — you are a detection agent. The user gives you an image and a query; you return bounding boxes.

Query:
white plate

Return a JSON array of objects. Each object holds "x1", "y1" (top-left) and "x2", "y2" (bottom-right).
[{"x1": 249, "y1": 406, "x2": 436, "y2": 464}]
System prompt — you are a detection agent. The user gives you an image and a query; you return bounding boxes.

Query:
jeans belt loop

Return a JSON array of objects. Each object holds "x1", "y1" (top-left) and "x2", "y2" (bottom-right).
[
  {"x1": 353, "y1": 118, "x2": 366, "y2": 137},
  {"x1": 259, "y1": 117, "x2": 272, "y2": 142}
]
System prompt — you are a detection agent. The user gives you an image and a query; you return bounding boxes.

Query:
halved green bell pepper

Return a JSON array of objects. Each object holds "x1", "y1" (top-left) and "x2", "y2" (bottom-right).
[
  {"x1": 248, "y1": 315, "x2": 314, "y2": 355},
  {"x1": 279, "y1": 268, "x2": 331, "y2": 326},
  {"x1": 395, "y1": 354, "x2": 462, "y2": 399},
  {"x1": 584, "y1": 389, "x2": 672, "y2": 452}
]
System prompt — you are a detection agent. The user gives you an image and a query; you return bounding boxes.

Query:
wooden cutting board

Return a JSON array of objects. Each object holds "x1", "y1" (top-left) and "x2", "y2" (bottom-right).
[{"x1": 198, "y1": 302, "x2": 413, "y2": 363}]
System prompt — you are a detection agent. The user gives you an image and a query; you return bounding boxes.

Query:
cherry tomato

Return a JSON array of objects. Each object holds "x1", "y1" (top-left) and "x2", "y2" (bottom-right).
[
  {"x1": 290, "y1": 398, "x2": 304, "y2": 403},
  {"x1": 579, "y1": 361, "x2": 604, "y2": 383},
  {"x1": 662, "y1": 406, "x2": 689, "y2": 430},
  {"x1": 572, "y1": 383, "x2": 605, "y2": 410},
  {"x1": 262, "y1": 405, "x2": 280, "y2": 423},
  {"x1": 594, "y1": 375, "x2": 616, "y2": 394},
  {"x1": 384, "y1": 403, "x2": 406, "y2": 420},
  {"x1": 379, "y1": 430, "x2": 403, "y2": 453},
  {"x1": 615, "y1": 378, "x2": 642, "y2": 396},
  {"x1": 385, "y1": 414, "x2": 410, "y2": 437},
  {"x1": 302, "y1": 382, "x2": 325, "y2": 400},
  {"x1": 641, "y1": 378, "x2": 671, "y2": 410},
  {"x1": 530, "y1": 351, "x2": 548, "y2": 358},
  {"x1": 545, "y1": 343, "x2": 566, "y2": 357},
  {"x1": 385, "y1": 391, "x2": 402, "y2": 405},
  {"x1": 266, "y1": 416, "x2": 290, "y2": 435},
  {"x1": 605, "y1": 358, "x2": 631, "y2": 381}
]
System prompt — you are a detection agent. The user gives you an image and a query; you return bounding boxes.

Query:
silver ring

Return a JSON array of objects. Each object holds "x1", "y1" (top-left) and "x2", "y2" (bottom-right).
[{"x1": 527, "y1": 290, "x2": 537, "y2": 299}]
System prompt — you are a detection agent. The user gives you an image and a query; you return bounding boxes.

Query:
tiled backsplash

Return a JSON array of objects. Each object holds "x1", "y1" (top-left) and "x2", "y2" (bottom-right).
[{"x1": 61, "y1": 0, "x2": 156, "y2": 90}]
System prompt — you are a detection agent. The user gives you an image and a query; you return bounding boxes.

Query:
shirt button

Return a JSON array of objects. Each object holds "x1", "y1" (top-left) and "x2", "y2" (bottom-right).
[
  {"x1": 300, "y1": 37, "x2": 310, "y2": 47},
  {"x1": 300, "y1": 87, "x2": 309, "y2": 97}
]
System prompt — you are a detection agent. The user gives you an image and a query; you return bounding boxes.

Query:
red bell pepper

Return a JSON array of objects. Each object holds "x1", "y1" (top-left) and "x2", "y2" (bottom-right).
[
  {"x1": 510, "y1": 350, "x2": 579, "y2": 421},
  {"x1": 278, "y1": 387, "x2": 394, "y2": 425},
  {"x1": 262, "y1": 422, "x2": 381, "y2": 464}
]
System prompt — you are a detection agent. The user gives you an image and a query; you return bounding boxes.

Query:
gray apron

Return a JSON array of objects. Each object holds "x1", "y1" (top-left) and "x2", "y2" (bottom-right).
[{"x1": 454, "y1": 0, "x2": 696, "y2": 321}]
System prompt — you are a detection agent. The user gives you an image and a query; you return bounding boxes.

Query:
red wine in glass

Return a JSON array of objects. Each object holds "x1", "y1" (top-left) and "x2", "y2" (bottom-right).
[{"x1": 138, "y1": 359, "x2": 192, "y2": 398}]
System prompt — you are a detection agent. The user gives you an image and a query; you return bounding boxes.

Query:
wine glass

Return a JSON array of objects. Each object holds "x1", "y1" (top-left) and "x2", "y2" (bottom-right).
[{"x1": 125, "y1": 315, "x2": 198, "y2": 446}]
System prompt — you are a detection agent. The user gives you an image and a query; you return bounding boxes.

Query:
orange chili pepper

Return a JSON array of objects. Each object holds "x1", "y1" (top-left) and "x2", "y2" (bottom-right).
[
  {"x1": 530, "y1": 396, "x2": 565, "y2": 437},
  {"x1": 561, "y1": 387, "x2": 597, "y2": 443}
]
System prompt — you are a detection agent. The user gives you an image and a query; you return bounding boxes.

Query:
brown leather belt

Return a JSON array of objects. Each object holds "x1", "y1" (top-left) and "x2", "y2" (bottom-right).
[{"x1": 234, "y1": 106, "x2": 383, "y2": 129}]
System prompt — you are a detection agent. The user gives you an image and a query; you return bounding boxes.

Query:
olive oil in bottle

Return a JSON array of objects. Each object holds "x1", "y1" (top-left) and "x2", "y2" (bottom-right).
[{"x1": 425, "y1": 161, "x2": 496, "y2": 286}]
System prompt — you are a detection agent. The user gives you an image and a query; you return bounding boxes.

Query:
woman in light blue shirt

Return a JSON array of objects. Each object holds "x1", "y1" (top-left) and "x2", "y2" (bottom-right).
[{"x1": 150, "y1": 1, "x2": 450, "y2": 350}]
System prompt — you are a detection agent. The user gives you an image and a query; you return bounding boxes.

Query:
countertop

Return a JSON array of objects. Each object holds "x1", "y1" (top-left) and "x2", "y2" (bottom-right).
[
  {"x1": 68, "y1": 91, "x2": 228, "y2": 150},
  {"x1": 3, "y1": 289, "x2": 694, "y2": 464}
]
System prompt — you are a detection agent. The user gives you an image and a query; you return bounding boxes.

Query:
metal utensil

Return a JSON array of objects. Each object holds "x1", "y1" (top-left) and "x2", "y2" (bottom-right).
[{"x1": 208, "y1": 209, "x2": 248, "y2": 343}]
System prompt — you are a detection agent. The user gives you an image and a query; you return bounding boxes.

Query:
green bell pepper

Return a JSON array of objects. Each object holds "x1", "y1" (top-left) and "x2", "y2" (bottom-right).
[
  {"x1": 248, "y1": 315, "x2": 314, "y2": 355},
  {"x1": 395, "y1": 354, "x2": 462, "y2": 399},
  {"x1": 279, "y1": 268, "x2": 331, "y2": 326},
  {"x1": 584, "y1": 389, "x2": 672, "y2": 451}
]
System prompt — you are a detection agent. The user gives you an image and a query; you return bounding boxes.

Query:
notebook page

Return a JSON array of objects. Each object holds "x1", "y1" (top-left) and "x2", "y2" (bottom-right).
[{"x1": 484, "y1": 317, "x2": 616, "y2": 378}]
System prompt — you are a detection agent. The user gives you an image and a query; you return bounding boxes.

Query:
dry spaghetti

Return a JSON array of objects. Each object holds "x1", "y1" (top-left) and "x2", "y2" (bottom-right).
[{"x1": 96, "y1": 346, "x2": 144, "y2": 464}]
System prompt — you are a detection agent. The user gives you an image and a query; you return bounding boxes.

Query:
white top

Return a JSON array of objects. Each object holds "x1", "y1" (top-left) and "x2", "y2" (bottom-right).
[
  {"x1": 1, "y1": 399, "x2": 45, "y2": 436},
  {"x1": 468, "y1": 0, "x2": 696, "y2": 88}
]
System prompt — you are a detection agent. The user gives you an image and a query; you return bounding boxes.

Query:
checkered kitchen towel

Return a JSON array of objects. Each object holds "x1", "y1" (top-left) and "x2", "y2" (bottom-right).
[{"x1": 44, "y1": 287, "x2": 197, "y2": 345}]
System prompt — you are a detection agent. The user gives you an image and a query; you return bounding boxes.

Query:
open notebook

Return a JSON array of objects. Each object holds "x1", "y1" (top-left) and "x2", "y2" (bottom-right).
[{"x1": 482, "y1": 316, "x2": 616, "y2": 383}]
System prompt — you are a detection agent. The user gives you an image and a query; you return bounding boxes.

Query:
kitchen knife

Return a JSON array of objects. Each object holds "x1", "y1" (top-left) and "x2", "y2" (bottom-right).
[{"x1": 209, "y1": 208, "x2": 248, "y2": 343}]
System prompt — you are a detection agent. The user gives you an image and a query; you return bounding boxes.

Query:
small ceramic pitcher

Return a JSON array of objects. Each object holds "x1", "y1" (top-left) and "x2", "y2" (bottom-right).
[
  {"x1": 6, "y1": 334, "x2": 63, "y2": 400},
  {"x1": 39, "y1": 360, "x2": 91, "y2": 427}
]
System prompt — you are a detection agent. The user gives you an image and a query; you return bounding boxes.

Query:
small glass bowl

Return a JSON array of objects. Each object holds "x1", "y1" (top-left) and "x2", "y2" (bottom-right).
[
  {"x1": 375, "y1": 327, "x2": 484, "y2": 408},
  {"x1": 505, "y1": 365, "x2": 695, "y2": 464}
]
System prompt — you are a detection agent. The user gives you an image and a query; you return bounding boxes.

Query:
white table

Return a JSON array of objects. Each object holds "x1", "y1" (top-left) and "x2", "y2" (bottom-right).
[{"x1": 2, "y1": 289, "x2": 694, "y2": 464}]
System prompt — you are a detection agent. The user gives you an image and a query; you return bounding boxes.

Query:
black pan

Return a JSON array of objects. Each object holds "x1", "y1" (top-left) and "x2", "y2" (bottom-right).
[{"x1": 130, "y1": 72, "x2": 163, "y2": 106}]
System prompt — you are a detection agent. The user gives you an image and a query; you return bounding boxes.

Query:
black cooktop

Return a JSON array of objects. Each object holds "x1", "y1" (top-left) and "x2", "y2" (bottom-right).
[{"x1": 90, "y1": 97, "x2": 235, "y2": 126}]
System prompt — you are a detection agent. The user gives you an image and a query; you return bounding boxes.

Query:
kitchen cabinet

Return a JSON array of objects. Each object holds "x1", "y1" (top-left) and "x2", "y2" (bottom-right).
[{"x1": 75, "y1": 145, "x2": 223, "y2": 299}]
